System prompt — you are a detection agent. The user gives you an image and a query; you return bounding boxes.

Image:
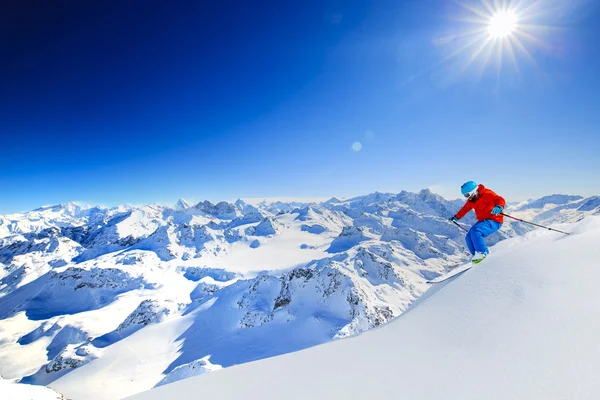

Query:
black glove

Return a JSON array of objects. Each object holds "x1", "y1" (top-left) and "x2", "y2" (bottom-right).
[{"x1": 449, "y1": 216, "x2": 458, "y2": 222}]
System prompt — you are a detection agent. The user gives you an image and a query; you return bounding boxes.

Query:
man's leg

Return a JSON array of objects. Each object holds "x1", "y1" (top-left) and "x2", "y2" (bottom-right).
[
  {"x1": 470, "y1": 220, "x2": 502, "y2": 254},
  {"x1": 465, "y1": 228, "x2": 476, "y2": 255}
]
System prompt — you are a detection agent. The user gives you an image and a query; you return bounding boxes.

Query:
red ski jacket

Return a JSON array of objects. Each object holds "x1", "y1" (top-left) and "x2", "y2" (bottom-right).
[{"x1": 455, "y1": 184, "x2": 506, "y2": 223}]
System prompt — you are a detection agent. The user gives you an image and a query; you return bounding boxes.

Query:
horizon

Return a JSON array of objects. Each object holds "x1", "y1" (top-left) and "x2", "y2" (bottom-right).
[
  {"x1": 2, "y1": 0, "x2": 599, "y2": 214},
  {"x1": 2, "y1": 187, "x2": 595, "y2": 216}
]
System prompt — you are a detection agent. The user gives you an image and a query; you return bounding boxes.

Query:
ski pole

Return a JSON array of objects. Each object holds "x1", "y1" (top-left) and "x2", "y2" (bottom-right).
[
  {"x1": 501, "y1": 213, "x2": 570, "y2": 235},
  {"x1": 451, "y1": 220, "x2": 469, "y2": 233}
]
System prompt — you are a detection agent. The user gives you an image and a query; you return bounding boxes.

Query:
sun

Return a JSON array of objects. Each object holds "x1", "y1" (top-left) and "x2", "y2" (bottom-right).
[
  {"x1": 488, "y1": 10, "x2": 518, "y2": 39},
  {"x1": 427, "y1": 0, "x2": 560, "y2": 83}
]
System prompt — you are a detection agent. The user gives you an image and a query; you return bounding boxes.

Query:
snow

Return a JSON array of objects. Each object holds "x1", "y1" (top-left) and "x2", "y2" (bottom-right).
[
  {"x1": 426, "y1": 261, "x2": 472, "y2": 283},
  {"x1": 183, "y1": 212, "x2": 337, "y2": 274},
  {"x1": 506, "y1": 195, "x2": 600, "y2": 226},
  {"x1": 49, "y1": 302, "x2": 205, "y2": 400},
  {"x1": 114, "y1": 207, "x2": 164, "y2": 240},
  {"x1": 0, "y1": 190, "x2": 598, "y2": 399},
  {"x1": 174, "y1": 199, "x2": 193, "y2": 211},
  {"x1": 0, "y1": 376, "x2": 64, "y2": 399},
  {"x1": 0, "y1": 313, "x2": 52, "y2": 379},
  {"x1": 154, "y1": 356, "x2": 221, "y2": 387},
  {"x1": 129, "y1": 216, "x2": 600, "y2": 400},
  {"x1": 516, "y1": 194, "x2": 584, "y2": 210}
]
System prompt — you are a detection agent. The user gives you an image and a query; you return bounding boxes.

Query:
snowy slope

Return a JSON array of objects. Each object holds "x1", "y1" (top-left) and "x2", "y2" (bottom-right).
[
  {"x1": 0, "y1": 191, "x2": 597, "y2": 399},
  {"x1": 0, "y1": 376, "x2": 64, "y2": 400},
  {"x1": 129, "y1": 216, "x2": 600, "y2": 400}
]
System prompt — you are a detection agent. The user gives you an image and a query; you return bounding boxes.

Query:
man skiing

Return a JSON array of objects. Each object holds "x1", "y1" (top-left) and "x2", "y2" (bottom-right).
[{"x1": 449, "y1": 181, "x2": 505, "y2": 263}]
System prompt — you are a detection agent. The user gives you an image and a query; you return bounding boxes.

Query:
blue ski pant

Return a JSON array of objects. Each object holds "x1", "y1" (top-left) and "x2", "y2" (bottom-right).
[{"x1": 465, "y1": 219, "x2": 502, "y2": 255}]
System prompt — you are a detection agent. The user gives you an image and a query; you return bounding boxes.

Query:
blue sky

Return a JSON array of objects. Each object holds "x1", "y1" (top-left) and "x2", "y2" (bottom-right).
[{"x1": 1, "y1": 0, "x2": 599, "y2": 213}]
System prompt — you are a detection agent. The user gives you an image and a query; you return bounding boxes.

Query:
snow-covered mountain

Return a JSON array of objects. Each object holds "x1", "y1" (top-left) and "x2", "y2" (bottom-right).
[
  {"x1": 174, "y1": 199, "x2": 193, "y2": 211},
  {"x1": 128, "y1": 216, "x2": 600, "y2": 400},
  {"x1": 511, "y1": 194, "x2": 600, "y2": 224},
  {"x1": 0, "y1": 190, "x2": 598, "y2": 399}
]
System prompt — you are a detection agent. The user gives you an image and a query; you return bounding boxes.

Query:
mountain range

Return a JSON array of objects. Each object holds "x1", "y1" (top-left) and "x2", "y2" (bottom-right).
[{"x1": 0, "y1": 190, "x2": 598, "y2": 399}]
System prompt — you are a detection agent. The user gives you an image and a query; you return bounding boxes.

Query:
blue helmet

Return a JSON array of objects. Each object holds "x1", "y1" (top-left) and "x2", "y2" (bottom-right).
[{"x1": 461, "y1": 181, "x2": 478, "y2": 198}]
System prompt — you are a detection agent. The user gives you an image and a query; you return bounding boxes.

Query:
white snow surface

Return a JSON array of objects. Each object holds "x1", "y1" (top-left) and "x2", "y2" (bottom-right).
[
  {"x1": 0, "y1": 376, "x2": 64, "y2": 399},
  {"x1": 154, "y1": 356, "x2": 222, "y2": 387},
  {"x1": 0, "y1": 191, "x2": 598, "y2": 399},
  {"x1": 129, "y1": 216, "x2": 600, "y2": 400}
]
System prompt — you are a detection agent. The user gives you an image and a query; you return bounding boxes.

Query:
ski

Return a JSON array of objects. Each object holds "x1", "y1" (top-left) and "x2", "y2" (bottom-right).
[{"x1": 427, "y1": 262, "x2": 474, "y2": 284}]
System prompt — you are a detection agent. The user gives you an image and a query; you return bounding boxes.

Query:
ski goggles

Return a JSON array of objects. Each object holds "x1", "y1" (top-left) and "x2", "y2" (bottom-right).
[{"x1": 463, "y1": 190, "x2": 477, "y2": 198}]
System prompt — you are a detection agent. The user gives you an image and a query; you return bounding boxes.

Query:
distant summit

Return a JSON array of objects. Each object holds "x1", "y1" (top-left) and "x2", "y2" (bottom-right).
[
  {"x1": 516, "y1": 194, "x2": 584, "y2": 210},
  {"x1": 174, "y1": 198, "x2": 193, "y2": 211}
]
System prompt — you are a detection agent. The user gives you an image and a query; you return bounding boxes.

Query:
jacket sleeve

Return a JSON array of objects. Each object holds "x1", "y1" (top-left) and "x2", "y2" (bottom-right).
[
  {"x1": 455, "y1": 201, "x2": 474, "y2": 219},
  {"x1": 493, "y1": 192, "x2": 506, "y2": 208}
]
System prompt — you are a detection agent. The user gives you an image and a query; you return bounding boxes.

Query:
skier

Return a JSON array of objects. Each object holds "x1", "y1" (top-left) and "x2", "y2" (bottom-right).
[{"x1": 449, "y1": 181, "x2": 505, "y2": 263}]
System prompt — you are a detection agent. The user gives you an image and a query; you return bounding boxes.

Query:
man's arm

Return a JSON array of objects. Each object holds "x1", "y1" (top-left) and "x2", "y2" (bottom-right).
[
  {"x1": 495, "y1": 193, "x2": 506, "y2": 208},
  {"x1": 455, "y1": 201, "x2": 474, "y2": 220},
  {"x1": 490, "y1": 190, "x2": 506, "y2": 215}
]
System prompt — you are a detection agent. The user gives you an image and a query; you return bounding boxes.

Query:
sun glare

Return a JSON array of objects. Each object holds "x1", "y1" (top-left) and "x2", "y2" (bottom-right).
[
  {"x1": 488, "y1": 10, "x2": 518, "y2": 39},
  {"x1": 431, "y1": 0, "x2": 558, "y2": 79}
]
